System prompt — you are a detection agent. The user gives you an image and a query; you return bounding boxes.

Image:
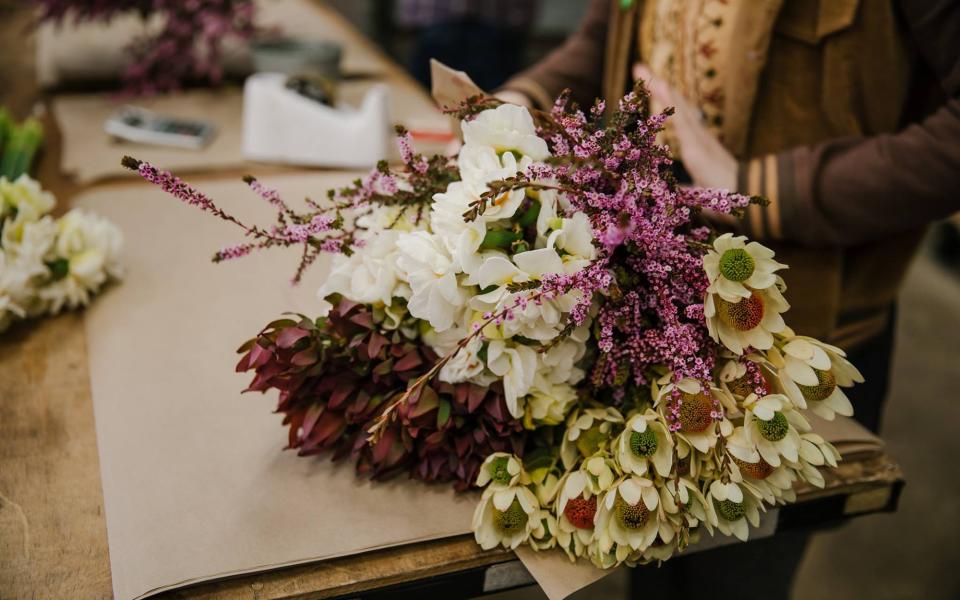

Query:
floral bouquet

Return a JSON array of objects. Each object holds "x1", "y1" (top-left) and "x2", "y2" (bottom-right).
[
  {"x1": 123, "y1": 83, "x2": 861, "y2": 567},
  {"x1": 0, "y1": 111, "x2": 123, "y2": 333},
  {"x1": 36, "y1": 0, "x2": 258, "y2": 95}
]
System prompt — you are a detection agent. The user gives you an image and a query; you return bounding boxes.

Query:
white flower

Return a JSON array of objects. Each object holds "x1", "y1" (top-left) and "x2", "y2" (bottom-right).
[
  {"x1": 659, "y1": 477, "x2": 711, "y2": 533},
  {"x1": 355, "y1": 203, "x2": 424, "y2": 234},
  {"x1": 475, "y1": 452, "x2": 525, "y2": 490},
  {"x1": 0, "y1": 175, "x2": 55, "y2": 222},
  {"x1": 486, "y1": 340, "x2": 538, "y2": 418},
  {"x1": 740, "y1": 393, "x2": 807, "y2": 468},
  {"x1": 461, "y1": 104, "x2": 549, "y2": 161},
  {"x1": 39, "y1": 209, "x2": 123, "y2": 314},
  {"x1": 596, "y1": 476, "x2": 664, "y2": 559},
  {"x1": 770, "y1": 331, "x2": 862, "y2": 419},
  {"x1": 545, "y1": 211, "x2": 596, "y2": 273},
  {"x1": 704, "y1": 277, "x2": 789, "y2": 354},
  {"x1": 395, "y1": 231, "x2": 470, "y2": 332},
  {"x1": 317, "y1": 229, "x2": 409, "y2": 321},
  {"x1": 472, "y1": 485, "x2": 540, "y2": 550},
  {"x1": 428, "y1": 181, "x2": 491, "y2": 279},
  {"x1": 0, "y1": 251, "x2": 34, "y2": 329},
  {"x1": 538, "y1": 336, "x2": 587, "y2": 385},
  {"x1": 653, "y1": 377, "x2": 728, "y2": 454},
  {"x1": 705, "y1": 481, "x2": 761, "y2": 542},
  {"x1": 472, "y1": 251, "x2": 578, "y2": 342},
  {"x1": 794, "y1": 432, "x2": 841, "y2": 488},
  {"x1": 560, "y1": 407, "x2": 624, "y2": 469},
  {"x1": 616, "y1": 410, "x2": 674, "y2": 477},
  {"x1": 703, "y1": 234, "x2": 786, "y2": 302},
  {"x1": 525, "y1": 376, "x2": 578, "y2": 427},
  {"x1": 528, "y1": 509, "x2": 558, "y2": 551},
  {"x1": 438, "y1": 334, "x2": 487, "y2": 384},
  {"x1": 457, "y1": 144, "x2": 532, "y2": 213},
  {"x1": 554, "y1": 467, "x2": 602, "y2": 560}
]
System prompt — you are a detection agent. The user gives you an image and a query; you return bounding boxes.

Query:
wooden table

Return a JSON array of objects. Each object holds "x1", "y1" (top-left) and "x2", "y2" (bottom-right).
[{"x1": 0, "y1": 5, "x2": 904, "y2": 600}]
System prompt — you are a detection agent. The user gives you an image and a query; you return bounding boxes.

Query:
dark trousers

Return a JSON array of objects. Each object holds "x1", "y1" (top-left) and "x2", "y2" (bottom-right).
[
  {"x1": 409, "y1": 19, "x2": 526, "y2": 92},
  {"x1": 629, "y1": 311, "x2": 896, "y2": 599}
]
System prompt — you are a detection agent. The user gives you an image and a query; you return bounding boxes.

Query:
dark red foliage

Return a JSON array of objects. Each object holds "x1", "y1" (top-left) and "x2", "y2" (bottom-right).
[{"x1": 236, "y1": 298, "x2": 527, "y2": 491}]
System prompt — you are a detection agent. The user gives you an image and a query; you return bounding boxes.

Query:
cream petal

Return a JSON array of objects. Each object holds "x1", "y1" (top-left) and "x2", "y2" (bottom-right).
[
  {"x1": 676, "y1": 378, "x2": 701, "y2": 394},
  {"x1": 710, "y1": 480, "x2": 728, "y2": 501},
  {"x1": 642, "y1": 486, "x2": 660, "y2": 511},
  {"x1": 799, "y1": 439, "x2": 824, "y2": 465},
  {"x1": 514, "y1": 248, "x2": 564, "y2": 277},
  {"x1": 618, "y1": 479, "x2": 642, "y2": 506},
  {"x1": 726, "y1": 483, "x2": 744, "y2": 503},
  {"x1": 757, "y1": 439, "x2": 781, "y2": 467},
  {"x1": 730, "y1": 518, "x2": 749, "y2": 541},
  {"x1": 517, "y1": 487, "x2": 538, "y2": 513},
  {"x1": 478, "y1": 256, "x2": 523, "y2": 288},
  {"x1": 492, "y1": 488, "x2": 515, "y2": 511},
  {"x1": 753, "y1": 403, "x2": 775, "y2": 421},
  {"x1": 827, "y1": 388, "x2": 855, "y2": 417},
  {"x1": 745, "y1": 270, "x2": 776, "y2": 290},
  {"x1": 785, "y1": 358, "x2": 819, "y2": 386},
  {"x1": 745, "y1": 241, "x2": 774, "y2": 259}
]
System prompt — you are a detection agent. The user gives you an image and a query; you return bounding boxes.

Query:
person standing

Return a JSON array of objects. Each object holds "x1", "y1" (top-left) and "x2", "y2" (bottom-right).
[{"x1": 497, "y1": 1, "x2": 960, "y2": 597}]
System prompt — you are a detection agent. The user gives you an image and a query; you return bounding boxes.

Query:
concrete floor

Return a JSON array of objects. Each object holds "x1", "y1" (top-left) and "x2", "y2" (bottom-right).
[{"x1": 486, "y1": 238, "x2": 960, "y2": 600}]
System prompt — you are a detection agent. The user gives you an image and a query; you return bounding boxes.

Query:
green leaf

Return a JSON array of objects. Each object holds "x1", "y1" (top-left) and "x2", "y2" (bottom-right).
[
  {"x1": 45, "y1": 258, "x2": 69, "y2": 281},
  {"x1": 437, "y1": 399, "x2": 451, "y2": 428},
  {"x1": 479, "y1": 228, "x2": 521, "y2": 250},
  {"x1": 516, "y1": 199, "x2": 541, "y2": 227}
]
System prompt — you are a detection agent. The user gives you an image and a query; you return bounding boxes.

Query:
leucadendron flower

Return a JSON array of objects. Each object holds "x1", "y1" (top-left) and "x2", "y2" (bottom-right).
[
  {"x1": 615, "y1": 410, "x2": 673, "y2": 477},
  {"x1": 653, "y1": 377, "x2": 729, "y2": 455},
  {"x1": 476, "y1": 452, "x2": 525, "y2": 490},
  {"x1": 704, "y1": 278, "x2": 790, "y2": 355},
  {"x1": 703, "y1": 234, "x2": 786, "y2": 302},
  {"x1": 740, "y1": 393, "x2": 807, "y2": 467},
  {"x1": 555, "y1": 469, "x2": 601, "y2": 560},
  {"x1": 770, "y1": 329, "x2": 863, "y2": 419},
  {"x1": 595, "y1": 476, "x2": 665, "y2": 560},
  {"x1": 472, "y1": 485, "x2": 541, "y2": 550},
  {"x1": 560, "y1": 407, "x2": 624, "y2": 469},
  {"x1": 705, "y1": 481, "x2": 762, "y2": 542}
]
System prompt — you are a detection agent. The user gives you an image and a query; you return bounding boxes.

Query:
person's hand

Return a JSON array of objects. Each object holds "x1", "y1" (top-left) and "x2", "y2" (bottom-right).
[{"x1": 633, "y1": 63, "x2": 738, "y2": 193}]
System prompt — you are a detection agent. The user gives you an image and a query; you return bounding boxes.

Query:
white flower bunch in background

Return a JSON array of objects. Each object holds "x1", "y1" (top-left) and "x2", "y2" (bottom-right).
[{"x1": 0, "y1": 175, "x2": 123, "y2": 332}]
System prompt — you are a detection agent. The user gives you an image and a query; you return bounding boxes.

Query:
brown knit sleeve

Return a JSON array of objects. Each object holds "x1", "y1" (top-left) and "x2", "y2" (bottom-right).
[{"x1": 500, "y1": 0, "x2": 612, "y2": 110}]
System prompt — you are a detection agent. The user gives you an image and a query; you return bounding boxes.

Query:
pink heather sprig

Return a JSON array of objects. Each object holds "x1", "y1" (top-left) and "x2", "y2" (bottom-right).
[
  {"x1": 215, "y1": 243, "x2": 255, "y2": 262},
  {"x1": 500, "y1": 81, "x2": 764, "y2": 395},
  {"x1": 122, "y1": 128, "x2": 457, "y2": 283},
  {"x1": 244, "y1": 175, "x2": 289, "y2": 213}
]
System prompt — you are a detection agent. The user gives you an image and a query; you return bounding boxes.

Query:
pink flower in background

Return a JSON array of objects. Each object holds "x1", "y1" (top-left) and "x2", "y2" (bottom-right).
[{"x1": 35, "y1": 0, "x2": 258, "y2": 95}]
